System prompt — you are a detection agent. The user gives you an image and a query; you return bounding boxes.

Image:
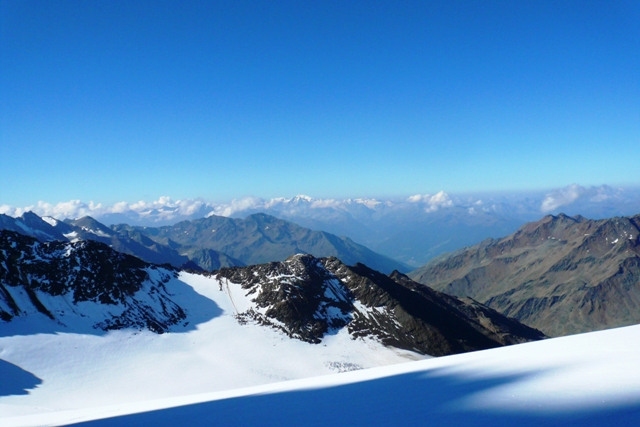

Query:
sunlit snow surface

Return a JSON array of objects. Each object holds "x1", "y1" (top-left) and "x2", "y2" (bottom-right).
[
  {"x1": 2, "y1": 273, "x2": 640, "y2": 426},
  {"x1": 0, "y1": 272, "x2": 421, "y2": 423}
]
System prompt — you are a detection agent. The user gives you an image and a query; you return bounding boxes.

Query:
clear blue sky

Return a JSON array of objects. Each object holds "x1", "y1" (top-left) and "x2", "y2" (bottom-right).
[{"x1": 1, "y1": 0, "x2": 639, "y2": 206}]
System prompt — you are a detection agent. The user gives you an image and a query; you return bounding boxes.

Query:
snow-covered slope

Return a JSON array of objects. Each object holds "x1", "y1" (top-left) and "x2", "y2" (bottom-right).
[
  {"x1": 4, "y1": 324, "x2": 640, "y2": 426},
  {"x1": 0, "y1": 269, "x2": 423, "y2": 420},
  {"x1": 0, "y1": 230, "x2": 190, "y2": 333}
]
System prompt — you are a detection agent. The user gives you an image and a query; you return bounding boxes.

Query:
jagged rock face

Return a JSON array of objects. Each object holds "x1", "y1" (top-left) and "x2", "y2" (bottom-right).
[
  {"x1": 215, "y1": 254, "x2": 544, "y2": 356},
  {"x1": 409, "y1": 214, "x2": 640, "y2": 337},
  {"x1": 0, "y1": 230, "x2": 186, "y2": 333},
  {"x1": 215, "y1": 255, "x2": 354, "y2": 343}
]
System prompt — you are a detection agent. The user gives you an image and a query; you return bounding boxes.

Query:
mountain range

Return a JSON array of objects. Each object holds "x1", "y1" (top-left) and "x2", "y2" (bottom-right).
[
  {"x1": 0, "y1": 211, "x2": 408, "y2": 274},
  {"x1": 0, "y1": 229, "x2": 541, "y2": 353},
  {"x1": 7, "y1": 185, "x2": 640, "y2": 268},
  {"x1": 198, "y1": 187, "x2": 640, "y2": 266},
  {"x1": 123, "y1": 212, "x2": 409, "y2": 273},
  {"x1": 410, "y1": 213, "x2": 640, "y2": 337},
  {"x1": 3, "y1": 198, "x2": 640, "y2": 424},
  {"x1": 0, "y1": 227, "x2": 547, "y2": 419}
]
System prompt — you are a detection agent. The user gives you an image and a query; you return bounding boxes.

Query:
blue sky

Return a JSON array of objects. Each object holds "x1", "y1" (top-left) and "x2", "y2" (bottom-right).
[{"x1": 1, "y1": 0, "x2": 639, "y2": 206}]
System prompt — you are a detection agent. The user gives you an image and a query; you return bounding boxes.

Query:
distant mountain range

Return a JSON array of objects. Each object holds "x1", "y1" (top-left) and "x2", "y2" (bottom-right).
[
  {"x1": 410, "y1": 213, "x2": 640, "y2": 337},
  {"x1": 216, "y1": 188, "x2": 640, "y2": 267},
  {"x1": 225, "y1": 196, "x2": 529, "y2": 267},
  {"x1": 122, "y1": 213, "x2": 409, "y2": 273},
  {"x1": 5, "y1": 185, "x2": 640, "y2": 267},
  {"x1": 0, "y1": 211, "x2": 408, "y2": 274}
]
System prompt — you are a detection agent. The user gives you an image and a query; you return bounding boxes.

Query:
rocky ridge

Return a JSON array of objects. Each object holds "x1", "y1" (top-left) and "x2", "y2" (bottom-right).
[{"x1": 213, "y1": 254, "x2": 544, "y2": 356}]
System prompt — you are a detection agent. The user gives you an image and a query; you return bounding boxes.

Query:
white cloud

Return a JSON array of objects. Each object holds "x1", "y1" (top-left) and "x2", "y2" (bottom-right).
[
  {"x1": 407, "y1": 194, "x2": 424, "y2": 203},
  {"x1": 209, "y1": 196, "x2": 265, "y2": 217},
  {"x1": 541, "y1": 184, "x2": 585, "y2": 212},
  {"x1": 6, "y1": 200, "x2": 108, "y2": 219},
  {"x1": 408, "y1": 191, "x2": 454, "y2": 212},
  {"x1": 111, "y1": 201, "x2": 130, "y2": 213},
  {"x1": 589, "y1": 186, "x2": 615, "y2": 203},
  {"x1": 427, "y1": 191, "x2": 453, "y2": 211},
  {"x1": 0, "y1": 204, "x2": 16, "y2": 216},
  {"x1": 351, "y1": 198, "x2": 382, "y2": 209},
  {"x1": 310, "y1": 199, "x2": 341, "y2": 209},
  {"x1": 540, "y1": 184, "x2": 619, "y2": 212},
  {"x1": 0, "y1": 196, "x2": 211, "y2": 222},
  {"x1": 178, "y1": 199, "x2": 205, "y2": 216}
]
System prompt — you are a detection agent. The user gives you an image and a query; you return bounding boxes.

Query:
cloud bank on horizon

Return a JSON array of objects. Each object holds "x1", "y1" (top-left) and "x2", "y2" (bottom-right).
[{"x1": 1, "y1": 185, "x2": 638, "y2": 225}]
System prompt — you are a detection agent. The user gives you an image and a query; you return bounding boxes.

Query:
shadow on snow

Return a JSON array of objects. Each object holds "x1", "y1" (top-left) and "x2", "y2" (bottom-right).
[
  {"x1": 0, "y1": 359, "x2": 42, "y2": 397},
  {"x1": 0, "y1": 276, "x2": 222, "y2": 338},
  {"x1": 67, "y1": 367, "x2": 640, "y2": 427}
]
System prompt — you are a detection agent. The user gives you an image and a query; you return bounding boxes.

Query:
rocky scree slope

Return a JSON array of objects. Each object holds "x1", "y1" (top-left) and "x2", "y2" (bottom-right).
[
  {"x1": 213, "y1": 254, "x2": 544, "y2": 356},
  {"x1": 410, "y1": 213, "x2": 640, "y2": 336},
  {"x1": 0, "y1": 230, "x2": 187, "y2": 333}
]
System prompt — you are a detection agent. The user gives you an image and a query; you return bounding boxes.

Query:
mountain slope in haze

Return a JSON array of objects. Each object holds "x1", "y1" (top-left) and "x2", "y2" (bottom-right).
[
  {"x1": 215, "y1": 195, "x2": 533, "y2": 267},
  {"x1": 0, "y1": 230, "x2": 208, "y2": 334},
  {"x1": 0, "y1": 212, "x2": 405, "y2": 273},
  {"x1": 0, "y1": 212, "x2": 242, "y2": 271},
  {"x1": 0, "y1": 212, "x2": 72, "y2": 242},
  {"x1": 213, "y1": 254, "x2": 544, "y2": 356},
  {"x1": 126, "y1": 213, "x2": 410, "y2": 274},
  {"x1": 64, "y1": 216, "x2": 240, "y2": 271},
  {"x1": 410, "y1": 213, "x2": 640, "y2": 336},
  {"x1": 65, "y1": 216, "x2": 194, "y2": 268}
]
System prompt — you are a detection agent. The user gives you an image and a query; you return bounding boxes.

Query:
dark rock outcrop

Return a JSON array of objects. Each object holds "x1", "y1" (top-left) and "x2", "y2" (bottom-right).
[{"x1": 214, "y1": 254, "x2": 544, "y2": 356}]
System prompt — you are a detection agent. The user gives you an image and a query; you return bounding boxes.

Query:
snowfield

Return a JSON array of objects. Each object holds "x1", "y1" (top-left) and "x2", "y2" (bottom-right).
[
  {"x1": 0, "y1": 272, "x2": 422, "y2": 421},
  {"x1": 2, "y1": 272, "x2": 640, "y2": 426}
]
